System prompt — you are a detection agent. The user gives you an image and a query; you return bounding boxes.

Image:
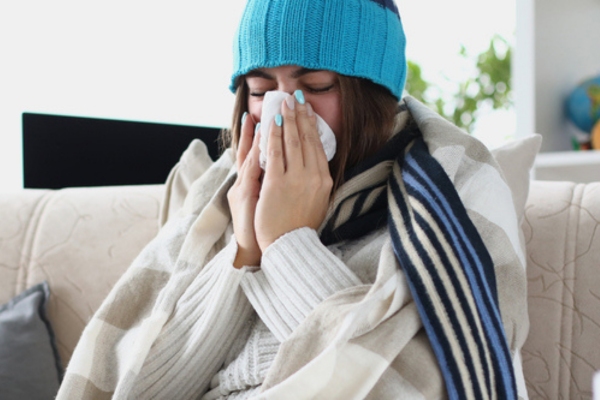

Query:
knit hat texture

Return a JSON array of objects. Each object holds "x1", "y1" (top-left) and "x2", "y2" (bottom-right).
[{"x1": 230, "y1": 0, "x2": 407, "y2": 100}]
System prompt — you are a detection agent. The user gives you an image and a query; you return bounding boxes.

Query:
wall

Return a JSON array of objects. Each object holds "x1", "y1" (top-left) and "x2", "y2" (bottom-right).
[
  {"x1": 0, "y1": 0, "x2": 518, "y2": 190},
  {"x1": 516, "y1": 0, "x2": 600, "y2": 153},
  {"x1": 0, "y1": 1, "x2": 246, "y2": 191}
]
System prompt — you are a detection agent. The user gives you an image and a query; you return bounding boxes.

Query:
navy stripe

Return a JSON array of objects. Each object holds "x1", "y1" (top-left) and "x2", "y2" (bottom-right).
[
  {"x1": 389, "y1": 167, "x2": 484, "y2": 400},
  {"x1": 368, "y1": 0, "x2": 400, "y2": 18},
  {"x1": 408, "y1": 140, "x2": 499, "y2": 303},
  {"x1": 405, "y1": 142, "x2": 515, "y2": 366},
  {"x1": 318, "y1": 115, "x2": 518, "y2": 399},
  {"x1": 412, "y1": 206, "x2": 491, "y2": 392},
  {"x1": 387, "y1": 173, "x2": 463, "y2": 399},
  {"x1": 406, "y1": 143, "x2": 515, "y2": 385},
  {"x1": 406, "y1": 174, "x2": 492, "y2": 397},
  {"x1": 351, "y1": 184, "x2": 385, "y2": 219},
  {"x1": 320, "y1": 183, "x2": 388, "y2": 246},
  {"x1": 412, "y1": 213, "x2": 487, "y2": 398},
  {"x1": 403, "y1": 139, "x2": 517, "y2": 398},
  {"x1": 403, "y1": 159, "x2": 496, "y2": 320},
  {"x1": 405, "y1": 143, "x2": 505, "y2": 336},
  {"x1": 391, "y1": 161, "x2": 498, "y2": 398}
]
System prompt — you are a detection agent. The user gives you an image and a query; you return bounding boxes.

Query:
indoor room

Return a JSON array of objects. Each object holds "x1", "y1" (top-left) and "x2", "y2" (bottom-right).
[{"x1": 1, "y1": 1, "x2": 599, "y2": 398}]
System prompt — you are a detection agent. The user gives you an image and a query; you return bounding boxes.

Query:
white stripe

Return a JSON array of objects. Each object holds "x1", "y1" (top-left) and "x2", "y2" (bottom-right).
[
  {"x1": 321, "y1": 161, "x2": 393, "y2": 230},
  {"x1": 411, "y1": 198, "x2": 494, "y2": 398},
  {"x1": 388, "y1": 164, "x2": 479, "y2": 399},
  {"x1": 359, "y1": 186, "x2": 386, "y2": 217}
]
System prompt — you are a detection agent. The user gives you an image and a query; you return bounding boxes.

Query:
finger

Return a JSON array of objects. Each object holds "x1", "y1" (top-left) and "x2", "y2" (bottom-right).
[
  {"x1": 237, "y1": 112, "x2": 255, "y2": 170},
  {"x1": 280, "y1": 92, "x2": 303, "y2": 172},
  {"x1": 307, "y1": 104, "x2": 330, "y2": 175},
  {"x1": 298, "y1": 102, "x2": 323, "y2": 173},
  {"x1": 242, "y1": 125, "x2": 263, "y2": 182},
  {"x1": 265, "y1": 113, "x2": 286, "y2": 177}
]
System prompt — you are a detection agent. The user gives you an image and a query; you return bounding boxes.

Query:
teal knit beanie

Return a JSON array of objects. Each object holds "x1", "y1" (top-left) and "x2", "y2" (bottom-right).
[{"x1": 230, "y1": 0, "x2": 407, "y2": 100}]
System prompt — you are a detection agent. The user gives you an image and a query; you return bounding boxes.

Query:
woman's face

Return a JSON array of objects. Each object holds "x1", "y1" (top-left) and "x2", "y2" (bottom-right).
[{"x1": 245, "y1": 65, "x2": 342, "y2": 137}]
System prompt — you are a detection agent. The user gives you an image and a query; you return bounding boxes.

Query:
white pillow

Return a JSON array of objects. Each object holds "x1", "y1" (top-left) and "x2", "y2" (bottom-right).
[{"x1": 490, "y1": 133, "x2": 542, "y2": 221}]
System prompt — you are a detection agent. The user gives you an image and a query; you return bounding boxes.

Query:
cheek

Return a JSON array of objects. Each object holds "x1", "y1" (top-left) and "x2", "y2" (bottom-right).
[
  {"x1": 312, "y1": 96, "x2": 342, "y2": 138},
  {"x1": 247, "y1": 98, "x2": 262, "y2": 123}
]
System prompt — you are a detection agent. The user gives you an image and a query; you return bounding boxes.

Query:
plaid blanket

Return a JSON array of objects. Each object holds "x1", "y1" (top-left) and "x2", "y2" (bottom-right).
[{"x1": 57, "y1": 97, "x2": 529, "y2": 399}]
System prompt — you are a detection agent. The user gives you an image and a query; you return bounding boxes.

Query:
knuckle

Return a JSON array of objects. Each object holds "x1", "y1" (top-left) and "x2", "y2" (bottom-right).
[
  {"x1": 296, "y1": 104, "x2": 308, "y2": 116},
  {"x1": 270, "y1": 128, "x2": 283, "y2": 139},
  {"x1": 303, "y1": 132, "x2": 320, "y2": 145},
  {"x1": 283, "y1": 113, "x2": 296, "y2": 125},
  {"x1": 305, "y1": 176, "x2": 322, "y2": 192},
  {"x1": 227, "y1": 188, "x2": 237, "y2": 203},
  {"x1": 323, "y1": 176, "x2": 334, "y2": 190},
  {"x1": 286, "y1": 137, "x2": 301, "y2": 149},
  {"x1": 268, "y1": 148, "x2": 283, "y2": 159}
]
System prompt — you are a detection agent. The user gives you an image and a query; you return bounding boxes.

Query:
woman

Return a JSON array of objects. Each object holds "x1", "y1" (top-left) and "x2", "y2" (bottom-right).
[{"x1": 57, "y1": 0, "x2": 529, "y2": 399}]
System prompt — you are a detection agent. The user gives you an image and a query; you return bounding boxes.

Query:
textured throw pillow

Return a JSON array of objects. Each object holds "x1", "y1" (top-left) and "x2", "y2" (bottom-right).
[
  {"x1": 0, "y1": 282, "x2": 63, "y2": 400},
  {"x1": 490, "y1": 133, "x2": 543, "y2": 222}
]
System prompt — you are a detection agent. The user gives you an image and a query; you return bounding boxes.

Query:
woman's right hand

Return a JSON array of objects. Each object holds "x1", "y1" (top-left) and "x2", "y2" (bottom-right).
[{"x1": 227, "y1": 113, "x2": 263, "y2": 268}]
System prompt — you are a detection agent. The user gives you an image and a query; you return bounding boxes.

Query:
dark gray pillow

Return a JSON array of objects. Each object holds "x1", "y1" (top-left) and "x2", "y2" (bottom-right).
[{"x1": 0, "y1": 282, "x2": 63, "y2": 400}]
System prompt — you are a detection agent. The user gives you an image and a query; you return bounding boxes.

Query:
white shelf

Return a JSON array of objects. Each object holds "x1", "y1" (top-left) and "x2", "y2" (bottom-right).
[{"x1": 534, "y1": 150, "x2": 600, "y2": 182}]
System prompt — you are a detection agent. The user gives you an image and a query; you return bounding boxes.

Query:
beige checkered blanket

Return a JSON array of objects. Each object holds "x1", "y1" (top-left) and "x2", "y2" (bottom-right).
[{"x1": 57, "y1": 97, "x2": 533, "y2": 399}]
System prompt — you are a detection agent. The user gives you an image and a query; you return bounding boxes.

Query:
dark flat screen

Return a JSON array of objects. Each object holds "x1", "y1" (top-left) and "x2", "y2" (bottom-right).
[{"x1": 22, "y1": 113, "x2": 223, "y2": 189}]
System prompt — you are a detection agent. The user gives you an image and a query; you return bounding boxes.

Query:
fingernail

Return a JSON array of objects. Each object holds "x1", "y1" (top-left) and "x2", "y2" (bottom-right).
[
  {"x1": 255, "y1": 122, "x2": 261, "y2": 134},
  {"x1": 285, "y1": 95, "x2": 295, "y2": 110},
  {"x1": 294, "y1": 90, "x2": 305, "y2": 105},
  {"x1": 241, "y1": 112, "x2": 248, "y2": 125},
  {"x1": 306, "y1": 103, "x2": 314, "y2": 117},
  {"x1": 275, "y1": 114, "x2": 283, "y2": 127}
]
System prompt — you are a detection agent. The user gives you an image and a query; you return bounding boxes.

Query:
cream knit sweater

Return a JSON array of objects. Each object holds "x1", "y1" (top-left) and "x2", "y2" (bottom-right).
[{"x1": 197, "y1": 226, "x2": 387, "y2": 399}]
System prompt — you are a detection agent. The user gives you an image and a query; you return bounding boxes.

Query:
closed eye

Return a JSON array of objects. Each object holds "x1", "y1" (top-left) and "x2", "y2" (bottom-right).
[{"x1": 306, "y1": 84, "x2": 335, "y2": 94}]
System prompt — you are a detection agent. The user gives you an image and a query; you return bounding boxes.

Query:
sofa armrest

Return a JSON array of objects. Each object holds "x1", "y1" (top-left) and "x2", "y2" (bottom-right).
[
  {"x1": 1, "y1": 189, "x2": 51, "y2": 301},
  {"x1": 0, "y1": 184, "x2": 164, "y2": 366},
  {"x1": 522, "y1": 180, "x2": 600, "y2": 399}
]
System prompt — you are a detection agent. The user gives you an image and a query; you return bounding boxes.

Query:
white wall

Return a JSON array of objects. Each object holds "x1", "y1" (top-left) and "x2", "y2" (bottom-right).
[
  {"x1": 516, "y1": 0, "x2": 600, "y2": 152},
  {"x1": 0, "y1": 0, "x2": 516, "y2": 191},
  {"x1": 514, "y1": 0, "x2": 535, "y2": 141},
  {"x1": 0, "y1": 1, "x2": 246, "y2": 190}
]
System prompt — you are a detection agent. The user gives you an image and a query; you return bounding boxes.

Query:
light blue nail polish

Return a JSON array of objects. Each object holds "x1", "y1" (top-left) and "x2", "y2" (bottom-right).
[
  {"x1": 255, "y1": 122, "x2": 261, "y2": 134},
  {"x1": 294, "y1": 90, "x2": 305, "y2": 105},
  {"x1": 275, "y1": 114, "x2": 283, "y2": 127},
  {"x1": 241, "y1": 112, "x2": 247, "y2": 125}
]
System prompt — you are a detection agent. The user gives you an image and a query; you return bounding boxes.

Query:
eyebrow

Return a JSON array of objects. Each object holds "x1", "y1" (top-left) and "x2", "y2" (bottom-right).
[{"x1": 245, "y1": 67, "x2": 326, "y2": 80}]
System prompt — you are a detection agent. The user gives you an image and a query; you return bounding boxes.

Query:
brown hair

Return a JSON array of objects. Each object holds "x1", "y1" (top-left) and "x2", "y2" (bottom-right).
[{"x1": 220, "y1": 74, "x2": 399, "y2": 192}]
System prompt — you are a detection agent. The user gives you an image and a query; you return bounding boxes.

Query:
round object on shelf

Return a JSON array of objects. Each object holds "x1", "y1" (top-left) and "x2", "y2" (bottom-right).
[
  {"x1": 592, "y1": 120, "x2": 600, "y2": 150},
  {"x1": 566, "y1": 75, "x2": 600, "y2": 134}
]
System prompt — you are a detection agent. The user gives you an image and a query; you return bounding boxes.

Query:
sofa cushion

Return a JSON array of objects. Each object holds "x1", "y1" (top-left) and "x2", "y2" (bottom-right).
[
  {"x1": 0, "y1": 185, "x2": 165, "y2": 367},
  {"x1": 0, "y1": 281, "x2": 62, "y2": 400},
  {"x1": 523, "y1": 180, "x2": 600, "y2": 399}
]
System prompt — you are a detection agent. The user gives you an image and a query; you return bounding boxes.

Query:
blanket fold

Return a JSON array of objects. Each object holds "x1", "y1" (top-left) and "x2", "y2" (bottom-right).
[{"x1": 57, "y1": 97, "x2": 528, "y2": 400}]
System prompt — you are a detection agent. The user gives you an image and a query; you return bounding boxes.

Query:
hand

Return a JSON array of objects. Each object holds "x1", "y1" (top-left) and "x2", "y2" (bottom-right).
[
  {"x1": 254, "y1": 92, "x2": 333, "y2": 251},
  {"x1": 227, "y1": 114, "x2": 263, "y2": 268}
]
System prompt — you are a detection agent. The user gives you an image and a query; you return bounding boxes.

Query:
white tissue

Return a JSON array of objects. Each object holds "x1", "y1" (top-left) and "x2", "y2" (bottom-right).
[{"x1": 259, "y1": 90, "x2": 337, "y2": 169}]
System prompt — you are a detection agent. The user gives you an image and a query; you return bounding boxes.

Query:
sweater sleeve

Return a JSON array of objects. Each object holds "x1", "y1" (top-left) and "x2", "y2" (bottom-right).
[
  {"x1": 132, "y1": 237, "x2": 255, "y2": 399},
  {"x1": 240, "y1": 227, "x2": 362, "y2": 343}
]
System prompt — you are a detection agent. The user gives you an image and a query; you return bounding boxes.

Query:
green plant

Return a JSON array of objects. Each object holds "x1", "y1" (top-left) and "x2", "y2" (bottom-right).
[{"x1": 404, "y1": 34, "x2": 513, "y2": 133}]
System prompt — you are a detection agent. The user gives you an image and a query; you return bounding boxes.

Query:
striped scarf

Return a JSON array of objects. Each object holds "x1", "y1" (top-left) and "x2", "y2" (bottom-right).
[{"x1": 319, "y1": 119, "x2": 517, "y2": 399}]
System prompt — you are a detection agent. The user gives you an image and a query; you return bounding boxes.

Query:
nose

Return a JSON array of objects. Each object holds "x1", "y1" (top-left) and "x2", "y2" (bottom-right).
[{"x1": 277, "y1": 81, "x2": 298, "y2": 96}]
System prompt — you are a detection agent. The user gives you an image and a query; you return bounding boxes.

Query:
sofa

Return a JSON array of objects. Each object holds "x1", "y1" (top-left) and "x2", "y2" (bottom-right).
[{"x1": 1, "y1": 177, "x2": 599, "y2": 399}]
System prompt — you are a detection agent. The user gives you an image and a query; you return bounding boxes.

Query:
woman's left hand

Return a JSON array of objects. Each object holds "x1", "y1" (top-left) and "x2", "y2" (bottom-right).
[{"x1": 254, "y1": 93, "x2": 333, "y2": 252}]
